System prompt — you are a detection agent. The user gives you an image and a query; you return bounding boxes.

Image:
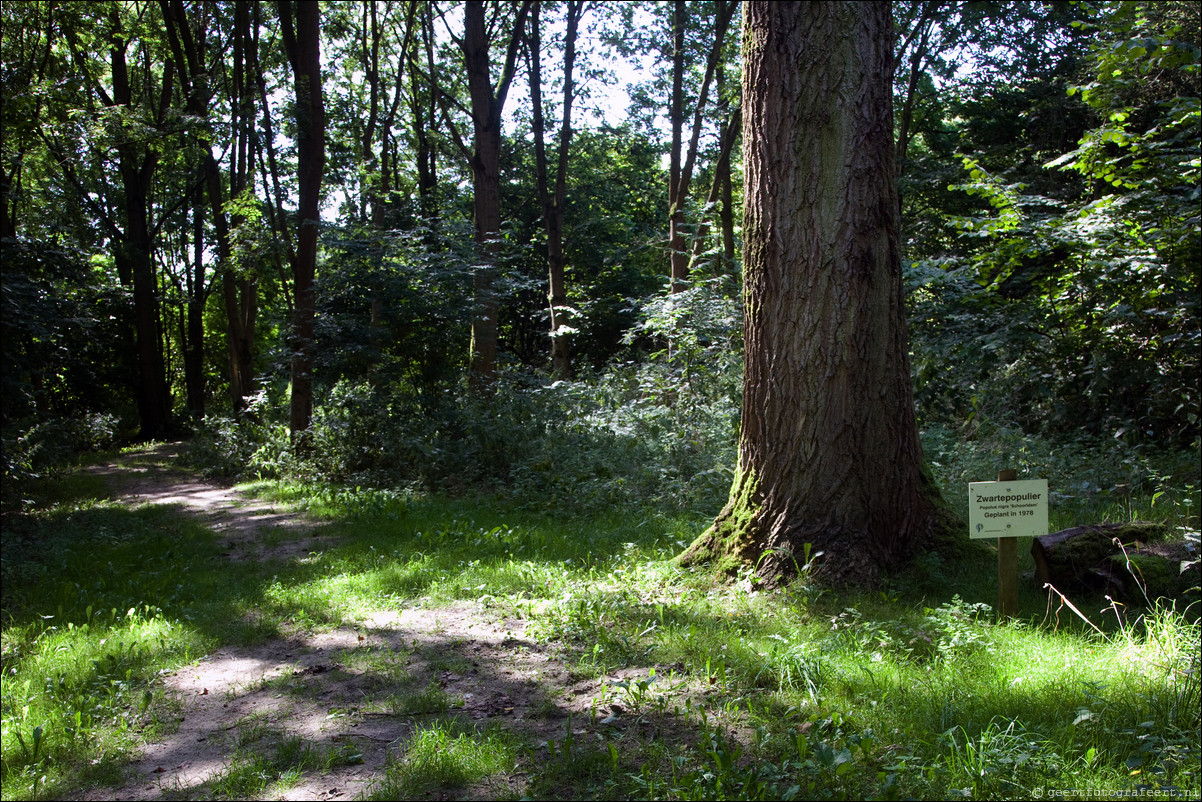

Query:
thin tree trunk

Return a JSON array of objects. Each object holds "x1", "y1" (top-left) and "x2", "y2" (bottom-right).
[
  {"x1": 462, "y1": 0, "x2": 530, "y2": 392},
  {"x1": 249, "y1": 0, "x2": 296, "y2": 315},
  {"x1": 110, "y1": 21, "x2": 171, "y2": 439},
  {"x1": 279, "y1": 0, "x2": 326, "y2": 438},
  {"x1": 668, "y1": 0, "x2": 686, "y2": 292},
  {"x1": 163, "y1": 0, "x2": 258, "y2": 415},
  {"x1": 529, "y1": 1, "x2": 582, "y2": 379},
  {"x1": 895, "y1": 14, "x2": 933, "y2": 181},
  {"x1": 411, "y1": 1, "x2": 440, "y2": 234},
  {"x1": 667, "y1": 0, "x2": 735, "y2": 293},
  {"x1": 687, "y1": 102, "x2": 740, "y2": 276},
  {"x1": 184, "y1": 179, "x2": 206, "y2": 417}
]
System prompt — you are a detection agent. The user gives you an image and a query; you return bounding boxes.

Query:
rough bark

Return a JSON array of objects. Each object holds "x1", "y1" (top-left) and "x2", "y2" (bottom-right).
[
  {"x1": 678, "y1": 1, "x2": 953, "y2": 587},
  {"x1": 279, "y1": 0, "x2": 326, "y2": 438},
  {"x1": 1031, "y1": 522, "x2": 1175, "y2": 597},
  {"x1": 462, "y1": 0, "x2": 530, "y2": 392}
]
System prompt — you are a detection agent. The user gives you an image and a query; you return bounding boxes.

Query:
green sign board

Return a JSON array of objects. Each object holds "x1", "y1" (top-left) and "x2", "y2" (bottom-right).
[{"x1": 968, "y1": 479, "x2": 1048, "y2": 539}]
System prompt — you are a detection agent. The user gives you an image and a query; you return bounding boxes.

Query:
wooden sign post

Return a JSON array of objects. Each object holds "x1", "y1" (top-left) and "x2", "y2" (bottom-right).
[
  {"x1": 996, "y1": 469, "x2": 1019, "y2": 619},
  {"x1": 967, "y1": 469, "x2": 1049, "y2": 621}
]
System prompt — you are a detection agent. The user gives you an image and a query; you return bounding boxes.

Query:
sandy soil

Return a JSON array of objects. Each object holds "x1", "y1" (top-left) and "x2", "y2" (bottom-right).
[{"x1": 70, "y1": 445, "x2": 652, "y2": 801}]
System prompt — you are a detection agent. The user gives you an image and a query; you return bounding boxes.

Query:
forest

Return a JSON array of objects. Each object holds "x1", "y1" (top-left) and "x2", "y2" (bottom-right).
[{"x1": 1, "y1": 1, "x2": 1199, "y2": 800}]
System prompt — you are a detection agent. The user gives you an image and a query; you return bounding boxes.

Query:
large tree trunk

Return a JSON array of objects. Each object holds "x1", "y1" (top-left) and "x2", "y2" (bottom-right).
[{"x1": 679, "y1": 1, "x2": 952, "y2": 587}]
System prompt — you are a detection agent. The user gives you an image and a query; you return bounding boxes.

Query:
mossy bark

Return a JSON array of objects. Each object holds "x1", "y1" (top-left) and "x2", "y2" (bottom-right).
[
  {"x1": 1031, "y1": 522, "x2": 1200, "y2": 604},
  {"x1": 678, "y1": 465, "x2": 766, "y2": 576}
]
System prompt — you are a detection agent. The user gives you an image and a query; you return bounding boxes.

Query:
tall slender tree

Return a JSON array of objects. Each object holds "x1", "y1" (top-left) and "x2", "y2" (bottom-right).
[
  {"x1": 278, "y1": 0, "x2": 326, "y2": 437},
  {"x1": 529, "y1": 0, "x2": 585, "y2": 379},
  {"x1": 461, "y1": 0, "x2": 532, "y2": 391},
  {"x1": 667, "y1": 0, "x2": 735, "y2": 293},
  {"x1": 51, "y1": 3, "x2": 175, "y2": 438},
  {"x1": 161, "y1": 0, "x2": 259, "y2": 416}
]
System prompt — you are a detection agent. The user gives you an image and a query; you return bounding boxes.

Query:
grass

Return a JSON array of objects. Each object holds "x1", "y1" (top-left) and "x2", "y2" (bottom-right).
[
  {"x1": 363, "y1": 718, "x2": 518, "y2": 800},
  {"x1": 2, "y1": 441, "x2": 1199, "y2": 800},
  {"x1": 165, "y1": 730, "x2": 365, "y2": 800}
]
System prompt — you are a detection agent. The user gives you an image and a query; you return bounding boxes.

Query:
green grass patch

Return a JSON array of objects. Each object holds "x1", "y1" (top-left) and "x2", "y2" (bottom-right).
[
  {"x1": 3, "y1": 441, "x2": 1198, "y2": 800},
  {"x1": 164, "y1": 731, "x2": 364, "y2": 800},
  {"x1": 364, "y1": 718, "x2": 517, "y2": 800},
  {"x1": 1, "y1": 483, "x2": 272, "y2": 799}
]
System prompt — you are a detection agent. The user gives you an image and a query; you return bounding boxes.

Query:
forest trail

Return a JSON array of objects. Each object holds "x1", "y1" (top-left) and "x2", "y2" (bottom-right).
[{"x1": 71, "y1": 445, "x2": 615, "y2": 801}]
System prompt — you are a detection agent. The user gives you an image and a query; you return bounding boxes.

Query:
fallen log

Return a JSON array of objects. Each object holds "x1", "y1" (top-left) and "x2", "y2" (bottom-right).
[{"x1": 1031, "y1": 522, "x2": 1171, "y2": 598}]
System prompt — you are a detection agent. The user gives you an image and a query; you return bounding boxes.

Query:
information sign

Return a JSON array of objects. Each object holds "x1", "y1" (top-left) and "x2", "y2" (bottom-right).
[{"x1": 968, "y1": 479, "x2": 1048, "y2": 539}]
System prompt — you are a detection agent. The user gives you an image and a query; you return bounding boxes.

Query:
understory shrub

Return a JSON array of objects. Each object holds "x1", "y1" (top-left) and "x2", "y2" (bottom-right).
[
  {"x1": 200, "y1": 363, "x2": 739, "y2": 517},
  {"x1": 1, "y1": 413, "x2": 124, "y2": 512},
  {"x1": 185, "y1": 282, "x2": 743, "y2": 515}
]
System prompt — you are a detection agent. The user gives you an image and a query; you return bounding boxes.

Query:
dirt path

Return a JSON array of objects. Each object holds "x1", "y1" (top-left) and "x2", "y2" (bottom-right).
[{"x1": 72, "y1": 445, "x2": 629, "y2": 801}]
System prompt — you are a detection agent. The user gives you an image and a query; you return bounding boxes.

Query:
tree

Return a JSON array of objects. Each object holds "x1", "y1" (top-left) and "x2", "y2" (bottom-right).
[
  {"x1": 160, "y1": 0, "x2": 257, "y2": 417},
  {"x1": 50, "y1": 2, "x2": 177, "y2": 439},
  {"x1": 458, "y1": 0, "x2": 531, "y2": 391},
  {"x1": 679, "y1": 1, "x2": 952, "y2": 586},
  {"x1": 278, "y1": 0, "x2": 326, "y2": 438},
  {"x1": 667, "y1": 0, "x2": 736, "y2": 293},
  {"x1": 529, "y1": 0, "x2": 585, "y2": 379}
]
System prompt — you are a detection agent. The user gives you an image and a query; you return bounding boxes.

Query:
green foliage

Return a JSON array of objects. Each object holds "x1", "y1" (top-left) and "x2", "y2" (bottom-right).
[
  {"x1": 0, "y1": 240, "x2": 134, "y2": 424},
  {"x1": 920, "y1": 421, "x2": 1200, "y2": 515},
  {"x1": 181, "y1": 390, "x2": 289, "y2": 479},
  {"x1": 902, "y1": 0, "x2": 1198, "y2": 453},
  {"x1": 5, "y1": 442, "x2": 1202, "y2": 800},
  {"x1": 908, "y1": 178, "x2": 1199, "y2": 445},
  {"x1": 0, "y1": 495, "x2": 227, "y2": 800},
  {"x1": 364, "y1": 719, "x2": 516, "y2": 800},
  {"x1": 1, "y1": 414, "x2": 123, "y2": 513},
  {"x1": 497, "y1": 125, "x2": 672, "y2": 368},
  {"x1": 185, "y1": 278, "x2": 742, "y2": 517},
  {"x1": 315, "y1": 221, "x2": 475, "y2": 399}
]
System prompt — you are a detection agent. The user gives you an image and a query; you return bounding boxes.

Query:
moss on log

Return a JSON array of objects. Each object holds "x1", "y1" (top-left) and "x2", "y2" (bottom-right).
[{"x1": 1030, "y1": 522, "x2": 1200, "y2": 604}]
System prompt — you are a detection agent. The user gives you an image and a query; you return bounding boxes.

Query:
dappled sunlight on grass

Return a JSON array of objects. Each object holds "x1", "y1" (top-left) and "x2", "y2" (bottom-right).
[{"x1": 3, "y1": 459, "x2": 1199, "y2": 800}]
